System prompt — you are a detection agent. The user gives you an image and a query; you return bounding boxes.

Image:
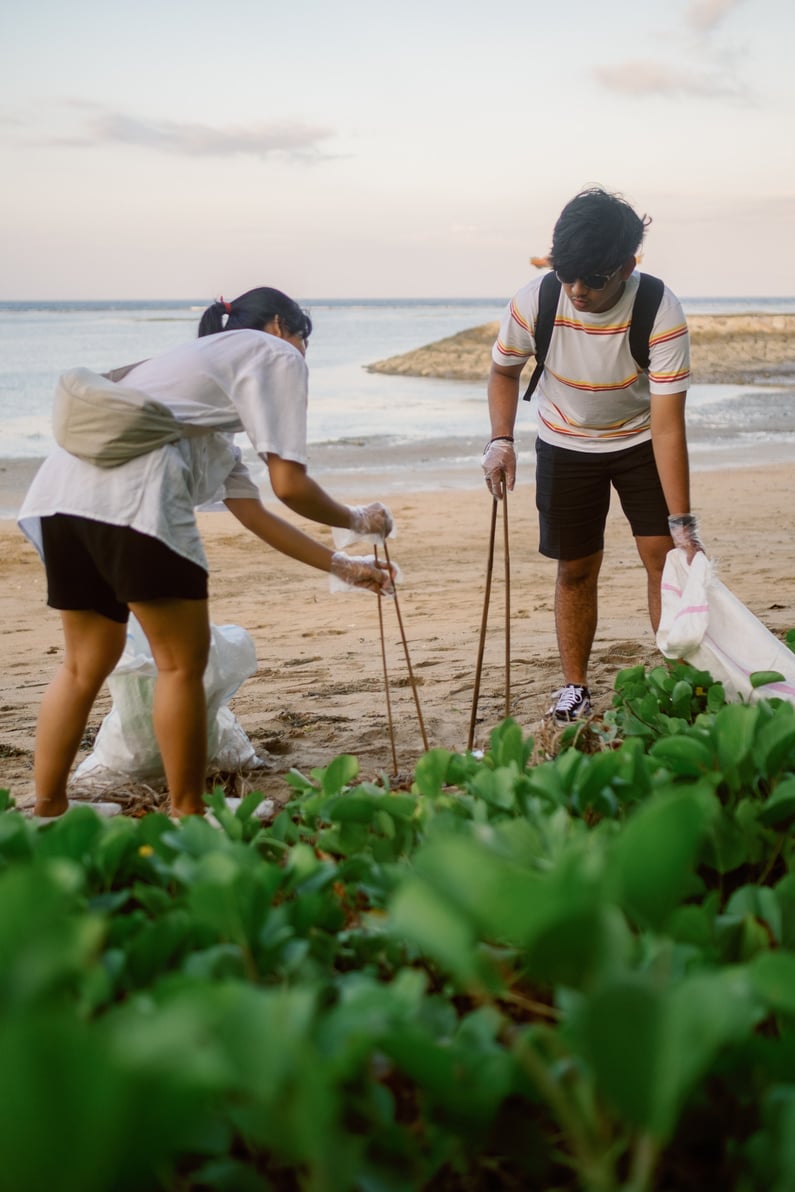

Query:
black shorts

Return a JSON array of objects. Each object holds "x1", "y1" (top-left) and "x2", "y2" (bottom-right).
[
  {"x1": 41, "y1": 514, "x2": 208, "y2": 623},
  {"x1": 535, "y1": 438, "x2": 670, "y2": 561}
]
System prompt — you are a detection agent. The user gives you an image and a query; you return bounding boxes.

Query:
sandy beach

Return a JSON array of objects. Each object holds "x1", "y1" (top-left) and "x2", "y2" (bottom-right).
[
  {"x1": 2, "y1": 459, "x2": 794, "y2": 816},
  {"x1": 1, "y1": 311, "x2": 793, "y2": 815}
]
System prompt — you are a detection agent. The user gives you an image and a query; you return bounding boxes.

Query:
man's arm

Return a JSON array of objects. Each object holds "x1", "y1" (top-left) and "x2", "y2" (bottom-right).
[
  {"x1": 650, "y1": 392, "x2": 704, "y2": 559},
  {"x1": 483, "y1": 361, "x2": 524, "y2": 499},
  {"x1": 649, "y1": 392, "x2": 690, "y2": 515},
  {"x1": 487, "y1": 361, "x2": 524, "y2": 440}
]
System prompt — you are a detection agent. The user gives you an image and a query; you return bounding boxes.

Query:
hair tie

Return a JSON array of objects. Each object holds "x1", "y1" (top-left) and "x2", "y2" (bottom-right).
[{"x1": 219, "y1": 297, "x2": 232, "y2": 314}]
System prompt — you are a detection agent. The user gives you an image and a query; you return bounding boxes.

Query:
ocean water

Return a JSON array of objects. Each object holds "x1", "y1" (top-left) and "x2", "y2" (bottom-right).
[{"x1": 1, "y1": 295, "x2": 794, "y2": 468}]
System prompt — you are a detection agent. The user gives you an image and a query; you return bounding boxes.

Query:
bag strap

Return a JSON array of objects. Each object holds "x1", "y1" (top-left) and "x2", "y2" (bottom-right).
[
  {"x1": 521, "y1": 271, "x2": 560, "y2": 402},
  {"x1": 521, "y1": 271, "x2": 665, "y2": 402},
  {"x1": 628, "y1": 273, "x2": 664, "y2": 371}
]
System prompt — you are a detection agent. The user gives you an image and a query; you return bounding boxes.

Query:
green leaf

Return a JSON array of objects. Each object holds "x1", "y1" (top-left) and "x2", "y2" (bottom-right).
[
  {"x1": 388, "y1": 878, "x2": 485, "y2": 987},
  {"x1": 712, "y1": 703, "x2": 759, "y2": 774},
  {"x1": 649, "y1": 736, "x2": 714, "y2": 778},
  {"x1": 584, "y1": 971, "x2": 759, "y2": 1141},
  {"x1": 759, "y1": 777, "x2": 795, "y2": 827},
  {"x1": 749, "y1": 951, "x2": 795, "y2": 1016},
  {"x1": 412, "y1": 748, "x2": 455, "y2": 798},
  {"x1": 750, "y1": 670, "x2": 787, "y2": 689},
  {"x1": 753, "y1": 710, "x2": 795, "y2": 781},
  {"x1": 610, "y1": 788, "x2": 714, "y2": 929},
  {"x1": 321, "y1": 754, "x2": 360, "y2": 797}
]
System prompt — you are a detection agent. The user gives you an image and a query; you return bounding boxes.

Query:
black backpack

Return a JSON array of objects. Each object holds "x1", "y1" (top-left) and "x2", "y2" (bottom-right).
[{"x1": 522, "y1": 271, "x2": 665, "y2": 402}]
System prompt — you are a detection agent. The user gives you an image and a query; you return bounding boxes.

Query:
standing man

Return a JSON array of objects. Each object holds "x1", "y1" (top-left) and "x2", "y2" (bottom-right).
[{"x1": 482, "y1": 187, "x2": 702, "y2": 723}]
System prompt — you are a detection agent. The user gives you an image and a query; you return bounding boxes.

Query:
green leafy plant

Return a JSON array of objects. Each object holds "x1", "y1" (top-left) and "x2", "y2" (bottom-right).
[{"x1": 1, "y1": 653, "x2": 794, "y2": 1190}]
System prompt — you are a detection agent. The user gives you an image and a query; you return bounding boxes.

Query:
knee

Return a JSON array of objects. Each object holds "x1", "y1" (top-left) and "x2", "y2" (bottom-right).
[
  {"x1": 156, "y1": 646, "x2": 210, "y2": 681},
  {"x1": 557, "y1": 554, "x2": 602, "y2": 590}
]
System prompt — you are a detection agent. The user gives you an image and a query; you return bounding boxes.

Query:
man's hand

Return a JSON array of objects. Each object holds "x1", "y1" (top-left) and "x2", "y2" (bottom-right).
[
  {"x1": 482, "y1": 438, "x2": 516, "y2": 500},
  {"x1": 668, "y1": 514, "x2": 704, "y2": 563}
]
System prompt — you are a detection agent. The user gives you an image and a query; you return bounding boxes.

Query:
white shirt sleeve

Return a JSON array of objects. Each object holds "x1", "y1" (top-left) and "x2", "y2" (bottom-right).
[{"x1": 232, "y1": 344, "x2": 309, "y2": 463}]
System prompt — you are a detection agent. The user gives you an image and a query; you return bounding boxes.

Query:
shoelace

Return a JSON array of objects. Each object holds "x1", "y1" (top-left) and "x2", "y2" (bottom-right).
[{"x1": 556, "y1": 685, "x2": 588, "y2": 711}]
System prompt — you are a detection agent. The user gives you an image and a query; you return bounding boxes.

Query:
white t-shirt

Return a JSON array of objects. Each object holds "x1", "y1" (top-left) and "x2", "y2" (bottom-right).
[
  {"x1": 492, "y1": 272, "x2": 690, "y2": 453},
  {"x1": 18, "y1": 329, "x2": 309, "y2": 569}
]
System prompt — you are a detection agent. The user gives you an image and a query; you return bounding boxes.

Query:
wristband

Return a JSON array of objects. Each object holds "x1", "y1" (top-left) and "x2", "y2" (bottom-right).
[
  {"x1": 667, "y1": 514, "x2": 696, "y2": 528},
  {"x1": 483, "y1": 436, "x2": 515, "y2": 452}
]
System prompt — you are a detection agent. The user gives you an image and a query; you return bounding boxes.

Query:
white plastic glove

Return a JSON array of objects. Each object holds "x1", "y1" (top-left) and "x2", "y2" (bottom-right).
[
  {"x1": 668, "y1": 514, "x2": 704, "y2": 561},
  {"x1": 330, "y1": 551, "x2": 397, "y2": 595},
  {"x1": 332, "y1": 502, "x2": 395, "y2": 549},
  {"x1": 481, "y1": 438, "x2": 516, "y2": 500}
]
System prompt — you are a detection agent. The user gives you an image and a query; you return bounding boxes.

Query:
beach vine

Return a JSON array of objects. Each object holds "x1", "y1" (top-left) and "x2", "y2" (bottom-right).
[{"x1": 1, "y1": 653, "x2": 795, "y2": 1191}]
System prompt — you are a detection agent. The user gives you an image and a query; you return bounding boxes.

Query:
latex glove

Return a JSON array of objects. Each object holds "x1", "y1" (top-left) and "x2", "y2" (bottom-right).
[
  {"x1": 330, "y1": 551, "x2": 396, "y2": 595},
  {"x1": 482, "y1": 438, "x2": 516, "y2": 500},
  {"x1": 333, "y1": 502, "x2": 394, "y2": 549},
  {"x1": 668, "y1": 514, "x2": 704, "y2": 562}
]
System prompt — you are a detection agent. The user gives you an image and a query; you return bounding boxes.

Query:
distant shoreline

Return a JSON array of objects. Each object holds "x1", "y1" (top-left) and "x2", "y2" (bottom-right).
[
  {"x1": 4, "y1": 423, "x2": 795, "y2": 520},
  {"x1": 366, "y1": 313, "x2": 795, "y2": 386}
]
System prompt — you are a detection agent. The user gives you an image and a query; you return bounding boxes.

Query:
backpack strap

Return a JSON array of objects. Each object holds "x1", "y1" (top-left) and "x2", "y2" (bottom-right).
[
  {"x1": 521, "y1": 271, "x2": 560, "y2": 402},
  {"x1": 628, "y1": 273, "x2": 664, "y2": 371},
  {"x1": 521, "y1": 271, "x2": 665, "y2": 401}
]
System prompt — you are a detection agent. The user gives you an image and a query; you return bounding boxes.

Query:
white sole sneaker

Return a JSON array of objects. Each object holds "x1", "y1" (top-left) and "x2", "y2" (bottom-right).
[{"x1": 32, "y1": 799, "x2": 123, "y2": 823}]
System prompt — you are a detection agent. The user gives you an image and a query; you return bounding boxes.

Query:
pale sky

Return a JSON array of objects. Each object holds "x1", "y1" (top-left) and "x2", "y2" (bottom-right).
[{"x1": 1, "y1": 0, "x2": 793, "y2": 299}]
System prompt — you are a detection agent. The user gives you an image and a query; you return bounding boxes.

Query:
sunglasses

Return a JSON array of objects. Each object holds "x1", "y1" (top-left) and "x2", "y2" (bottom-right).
[{"x1": 554, "y1": 265, "x2": 622, "y2": 291}]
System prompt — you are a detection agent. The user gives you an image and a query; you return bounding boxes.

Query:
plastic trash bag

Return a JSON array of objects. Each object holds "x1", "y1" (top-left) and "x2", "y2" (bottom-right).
[
  {"x1": 657, "y1": 549, "x2": 795, "y2": 705},
  {"x1": 74, "y1": 617, "x2": 259, "y2": 782}
]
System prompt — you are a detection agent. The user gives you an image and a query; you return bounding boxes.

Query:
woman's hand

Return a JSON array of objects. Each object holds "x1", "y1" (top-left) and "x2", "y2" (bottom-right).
[
  {"x1": 348, "y1": 502, "x2": 394, "y2": 542},
  {"x1": 330, "y1": 552, "x2": 396, "y2": 594},
  {"x1": 333, "y1": 501, "x2": 395, "y2": 549}
]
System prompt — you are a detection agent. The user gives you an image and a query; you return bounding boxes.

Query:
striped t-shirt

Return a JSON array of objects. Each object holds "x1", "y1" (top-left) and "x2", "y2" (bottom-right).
[{"x1": 492, "y1": 271, "x2": 690, "y2": 453}]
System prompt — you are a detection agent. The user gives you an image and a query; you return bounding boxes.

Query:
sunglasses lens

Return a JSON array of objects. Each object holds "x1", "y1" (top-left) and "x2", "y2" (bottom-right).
[{"x1": 555, "y1": 269, "x2": 615, "y2": 290}]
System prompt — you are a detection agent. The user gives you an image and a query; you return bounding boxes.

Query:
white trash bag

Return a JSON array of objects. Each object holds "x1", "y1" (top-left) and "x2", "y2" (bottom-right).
[
  {"x1": 657, "y1": 549, "x2": 795, "y2": 706},
  {"x1": 74, "y1": 617, "x2": 260, "y2": 783}
]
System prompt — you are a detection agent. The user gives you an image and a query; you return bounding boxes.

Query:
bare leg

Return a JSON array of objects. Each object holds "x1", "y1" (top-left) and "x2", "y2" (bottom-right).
[
  {"x1": 129, "y1": 598, "x2": 211, "y2": 817},
  {"x1": 635, "y1": 535, "x2": 673, "y2": 633},
  {"x1": 555, "y1": 551, "x2": 603, "y2": 685},
  {"x1": 33, "y1": 610, "x2": 127, "y2": 816}
]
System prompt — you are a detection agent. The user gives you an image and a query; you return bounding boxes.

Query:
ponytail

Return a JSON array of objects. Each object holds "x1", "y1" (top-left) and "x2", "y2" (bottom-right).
[
  {"x1": 197, "y1": 287, "x2": 312, "y2": 341},
  {"x1": 197, "y1": 299, "x2": 231, "y2": 337}
]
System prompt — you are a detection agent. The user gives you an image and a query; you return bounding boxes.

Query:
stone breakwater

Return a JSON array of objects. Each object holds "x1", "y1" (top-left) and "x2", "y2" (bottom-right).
[{"x1": 366, "y1": 314, "x2": 795, "y2": 386}]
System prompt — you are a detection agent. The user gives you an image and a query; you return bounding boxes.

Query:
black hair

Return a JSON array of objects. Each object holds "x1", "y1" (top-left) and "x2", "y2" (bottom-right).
[
  {"x1": 197, "y1": 286, "x2": 313, "y2": 340},
  {"x1": 549, "y1": 187, "x2": 651, "y2": 278}
]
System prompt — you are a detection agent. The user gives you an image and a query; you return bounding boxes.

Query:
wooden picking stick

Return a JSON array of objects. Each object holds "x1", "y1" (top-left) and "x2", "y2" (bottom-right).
[
  {"x1": 468, "y1": 496, "x2": 498, "y2": 751},
  {"x1": 382, "y1": 539, "x2": 429, "y2": 752},
  {"x1": 374, "y1": 545, "x2": 399, "y2": 774}
]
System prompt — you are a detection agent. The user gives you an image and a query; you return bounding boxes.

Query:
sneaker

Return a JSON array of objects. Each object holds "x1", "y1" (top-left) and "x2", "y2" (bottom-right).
[{"x1": 549, "y1": 684, "x2": 591, "y2": 723}]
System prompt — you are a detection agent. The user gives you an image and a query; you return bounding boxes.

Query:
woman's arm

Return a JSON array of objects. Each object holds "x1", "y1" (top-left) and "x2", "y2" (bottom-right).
[
  {"x1": 263, "y1": 454, "x2": 393, "y2": 540},
  {"x1": 223, "y1": 496, "x2": 393, "y2": 593},
  {"x1": 224, "y1": 495, "x2": 334, "y2": 570},
  {"x1": 264, "y1": 455, "x2": 353, "y2": 527}
]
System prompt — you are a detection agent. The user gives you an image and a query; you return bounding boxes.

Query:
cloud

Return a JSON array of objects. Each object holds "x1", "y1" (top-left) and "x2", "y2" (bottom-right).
[
  {"x1": 685, "y1": 0, "x2": 745, "y2": 33},
  {"x1": 593, "y1": 58, "x2": 746, "y2": 100},
  {"x1": 33, "y1": 104, "x2": 336, "y2": 160},
  {"x1": 593, "y1": 0, "x2": 749, "y2": 102}
]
